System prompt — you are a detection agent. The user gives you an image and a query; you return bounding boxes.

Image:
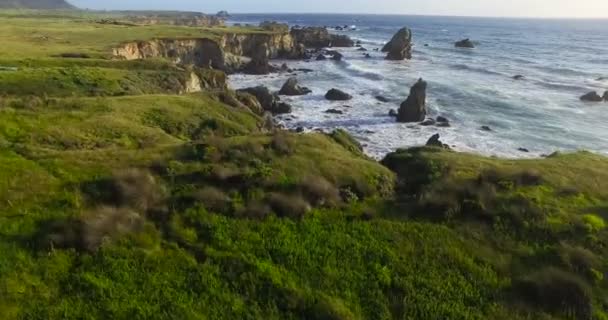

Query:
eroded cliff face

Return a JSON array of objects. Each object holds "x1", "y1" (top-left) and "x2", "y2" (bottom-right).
[
  {"x1": 113, "y1": 33, "x2": 298, "y2": 72},
  {"x1": 113, "y1": 38, "x2": 226, "y2": 69}
]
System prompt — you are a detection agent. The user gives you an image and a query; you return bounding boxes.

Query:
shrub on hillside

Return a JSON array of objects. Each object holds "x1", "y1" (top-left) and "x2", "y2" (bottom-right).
[
  {"x1": 300, "y1": 176, "x2": 341, "y2": 206},
  {"x1": 81, "y1": 206, "x2": 145, "y2": 251},
  {"x1": 192, "y1": 186, "x2": 231, "y2": 213},
  {"x1": 271, "y1": 131, "x2": 294, "y2": 155},
  {"x1": 513, "y1": 267, "x2": 593, "y2": 319},
  {"x1": 267, "y1": 193, "x2": 311, "y2": 219},
  {"x1": 108, "y1": 169, "x2": 165, "y2": 212},
  {"x1": 558, "y1": 243, "x2": 601, "y2": 280}
]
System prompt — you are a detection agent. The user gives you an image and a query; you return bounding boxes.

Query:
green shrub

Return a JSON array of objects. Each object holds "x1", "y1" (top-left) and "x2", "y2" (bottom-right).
[
  {"x1": 266, "y1": 192, "x2": 311, "y2": 219},
  {"x1": 108, "y1": 169, "x2": 165, "y2": 212},
  {"x1": 329, "y1": 129, "x2": 363, "y2": 156},
  {"x1": 79, "y1": 206, "x2": 145, "y2": 251},
  {"x1": 513, "y1": 267, "x2": 593, "y2": 319},
  {"x1": 271, "y1": 131, "x2": 294, "y2": 155},
  {"x1": 558, "y1": 243, "x2": 601, "y2": 279},
  {"x1": 192, "y1": 186, "x2": 231, "y2": 213},
  {"x1": 300, "y1": 175, "x2": 341, "y2": 206}
]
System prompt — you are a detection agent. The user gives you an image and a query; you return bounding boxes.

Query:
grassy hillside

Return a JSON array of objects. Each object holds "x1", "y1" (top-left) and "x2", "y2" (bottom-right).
[
  {"x1": 0, "y1": 11, "x2": 606, "y2": 320},
  {"x1": 0, "y1": 0, "x2": 74, "y2": 9}
]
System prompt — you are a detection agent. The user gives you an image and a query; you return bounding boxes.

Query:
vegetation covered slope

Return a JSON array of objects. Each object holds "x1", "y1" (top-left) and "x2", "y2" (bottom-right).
[
  {"x1": 0, "y1": 10, "x2": 606, "y2": 320},
  {"x1": 0, "y1": 0, "x2": 74, "y2": 9}
]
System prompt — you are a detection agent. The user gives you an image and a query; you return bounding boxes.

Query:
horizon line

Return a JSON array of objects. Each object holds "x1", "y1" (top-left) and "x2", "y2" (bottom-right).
[{"x1": 222, "y1": 11, "x2": 608, "y2": 20}]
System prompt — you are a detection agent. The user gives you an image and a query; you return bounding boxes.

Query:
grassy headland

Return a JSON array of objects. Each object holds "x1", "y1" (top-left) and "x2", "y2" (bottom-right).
[{"x1": 0, "y1": 10, "x2": 606, "y2": 320}]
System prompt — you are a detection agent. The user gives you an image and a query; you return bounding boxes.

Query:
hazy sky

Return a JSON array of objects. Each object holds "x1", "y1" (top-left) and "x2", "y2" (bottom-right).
[{"x1": 71, "y1": 0, "x2": 608, "y2": 18}]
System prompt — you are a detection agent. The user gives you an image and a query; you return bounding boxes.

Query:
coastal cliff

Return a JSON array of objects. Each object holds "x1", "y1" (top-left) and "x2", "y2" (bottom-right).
[
  {"x1": 112, "y1": 26, "x2": 352, "y2": 72},
  {"x1": 113, "y1": 33, "x2": 298, "y2": 72}
]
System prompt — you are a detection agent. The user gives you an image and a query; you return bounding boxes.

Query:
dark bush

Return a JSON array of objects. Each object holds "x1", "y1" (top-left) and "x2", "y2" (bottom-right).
[
  {"x1": 558, "y1": 244, "x2": 600, "y2": 279},
  {"x1": 381, "y1": 148, "x2": 448, "y2": 195},
  {"x1": 267, "y1": 193, "x2": 311, "y2": 219},
  {"x1": 239, "y1": 200, "x2": 271, "y2": 219},
  {"x1": 109, "y1": 169, "x2": 165, "y2": 212},
  {"x1": 192, "y1": 187, "x2": 231, "y2": 213},
  {"x1": 271, "y1": 131, "x2": 294, "y2": 155},
  {"x1": 300, "y1": 176, "x2": 341, "y2": 206},
  {"x1": 513, "y1": 268, "x2": 593, "y2": 320},
  {"x1": 57, "y1": 53, "x2": 91, "y2": 59},
  {"x1": 81, "y1": 206, "x2": 145, "y2": 251}
]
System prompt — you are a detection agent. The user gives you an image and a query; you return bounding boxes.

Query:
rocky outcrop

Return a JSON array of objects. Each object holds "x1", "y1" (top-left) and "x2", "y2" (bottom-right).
[
  {"x1": 325, "y1": 89, "x2": 352, "y2": 101},
  {"x1": 426, "y1": 134, "x2": 450, "y2": 149},
  {"x1": 279, "y1": 77, "x2": 312, "y2": 96},
  {"x1": 397, "y1": 79, "x2": 427, "y2": 123},
  {"x1": 290, "y1": 27, "x2": 354, "y2": 48},
  {"x1": 237, "y1": 86, "x2": 292, "y2": 114},
  {"x1": 580, "y1": 91, "x2": 604, "y2": 102},
  {"x1": 331, "y1": 35, "x2": 355, "y2": 47},
  {"x1": 382, "y1": 27, "x2": 413, "y2": 60},
  {"x1": 113, "y1": 25, "x2": 353, "y2": 73},
  {"x1": 242, "y1": 43, "x2": 274, "y2": 75},
  {"x1": 455, "y1": 39, "x2": 475, "y2": 48},
  {"x1": 113, "y1": 32, "x2": 297, "y2": 72},
  {"x1": 113, "y1": 38, "x2": 227, "y2": 69}
]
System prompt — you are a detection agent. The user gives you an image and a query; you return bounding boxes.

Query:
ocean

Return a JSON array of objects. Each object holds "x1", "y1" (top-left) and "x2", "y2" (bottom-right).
[{"x1": 227, "y1": 14, "x2": 608, "y2": 158}]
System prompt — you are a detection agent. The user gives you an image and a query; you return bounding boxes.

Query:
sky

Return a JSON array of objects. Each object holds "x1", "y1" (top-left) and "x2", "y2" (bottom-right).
[{"x1": 71, "y1": 0, "x2": 608, "y2": 18}]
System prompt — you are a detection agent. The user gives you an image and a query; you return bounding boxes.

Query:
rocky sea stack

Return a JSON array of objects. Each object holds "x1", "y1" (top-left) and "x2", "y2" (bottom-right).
[
  {"x1": 278, "y1": 77, "x2": 312, "y2": 96},
  {"x1": 455, "y1": 38, "x2": 475, "y2": 48},
  {"x1": 397, "y1": 79, "x2": 427, "y2": 123},
  {"x1": 382, "y1": 27, "x2": 413, "y2": 60}
]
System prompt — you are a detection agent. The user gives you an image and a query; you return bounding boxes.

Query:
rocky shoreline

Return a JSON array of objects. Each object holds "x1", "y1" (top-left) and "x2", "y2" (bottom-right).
[{"x1": 112, "y1": 20, "x2": 608, "y2": 157}]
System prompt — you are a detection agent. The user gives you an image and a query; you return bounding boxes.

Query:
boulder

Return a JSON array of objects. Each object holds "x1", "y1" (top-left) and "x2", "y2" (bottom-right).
[
  {"x1": 436, "y1": 116, "x2": 449, "y2": 123},
  {"x1": 419, "y1": 119, "x2": 435, "y2": 126},
  {"x1": 513, "y1": 75, "x2": 525, "y2": 80},
  {"x1": 330, "y1": 34, "x2": 355, "y2": 47},
  {"x1": 397, "y1": 78, "x2": 427, "y2": 123},
  {"x1": 604, "y1": 91, "x2": 608, "y2": 101},
  {"x1": 388, "y1": 109, "x2": 398, "y2": 117},
  {"x1": 480, "y1": 125, "x2": 492, "y2": 132},
  {"x1": 316, "y1": 54, "x2": 327, "y2": 61},
  {"x1": 382, "y1": 27, "x2": 413, "y2": 60},
  {"x1": 275, "y1": 102, "x2": 293, "y2": 114},
  {"x1": 278, "y1": 77, "x2": 312, "y2": 96},
  {"x1": 243, "y1": 43, "x2": 275, "y2": 75},
  {"x1": 455, "y1": 38, "x2": 475, "y2": 48},
  {"x1": 375, "y1": 95, "x2": 390, "y2": 103},
  {"x1": 426, "y1": 134, "x2": 450, "y2": 149},
  {"x1": 327, "y1": 51, "x2": 343, "y2": 61},
  {"x1": 237, "y1": 86, "x2": 291, "y2": 114},
  {"x1": 325, "y1": 108, "x2": 344, "y2": 114},
  {"x1": 518, "y1": 148, "x2": 530, "y2": 153},
  {"x1": 325, "y1": 89, "x2": 352, "y2": 101},
  {"x1": 357, "y1": 47, "x2": 368, "y2": 52},
  {"x1": 580, "y1": 91, "x2": 603, "y2": 102},
  {"x1": 364, "y1": 53, "x2": 371, "y2": 59}
]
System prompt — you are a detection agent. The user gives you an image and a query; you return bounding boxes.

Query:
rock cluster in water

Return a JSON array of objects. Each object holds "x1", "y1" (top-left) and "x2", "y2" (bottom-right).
[
  {"x1": 455, "y1": 38, "x2": 475, "y2": 48},
  {"x1": 580, "y1": 91, "x2": 605, "y2": 102}
]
